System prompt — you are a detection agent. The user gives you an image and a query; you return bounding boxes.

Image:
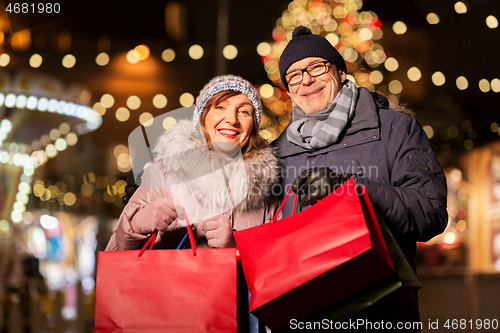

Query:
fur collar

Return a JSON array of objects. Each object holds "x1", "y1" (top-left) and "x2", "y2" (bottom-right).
[{"x1": 153, "y1": 120, "x2": 280, "y2": 212}]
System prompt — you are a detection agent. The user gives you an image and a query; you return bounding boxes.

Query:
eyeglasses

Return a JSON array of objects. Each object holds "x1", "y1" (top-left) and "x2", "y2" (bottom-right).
[{"x1": 285, "y1": 61, "x2": 330, "y2": 86}]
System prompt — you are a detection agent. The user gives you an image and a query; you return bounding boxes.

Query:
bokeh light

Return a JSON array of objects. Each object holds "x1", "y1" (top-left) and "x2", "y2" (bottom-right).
[
  {"x1": 18, "y1": 182, "x2": 30, "y2": 194},
  {"x1": 454, "y1": 2, "x2": 467, "y2": 14},
  {"x1": 384, "y1": 57, "x2": 399, "y2": 72},
  {"x1": 62, "y1": 54, "x2": 76, "y2": 68},
  {"x1": 11, "y1": 211, "x2": 23, "y2": 223},
  {"x1": 163, "y1": 117, "x2": 177, "y2": 130},
  {"x1": 115, "y1": 107, "x2": 130, "y2": 122},
  {"x1": 26, "y1": 96, "x2": 37, "y2": 109},
  {"x1": 392, "y1": 21, "x2": 407, "y2": 35},
  {"x1": 29, "y1": 54, "x2": 43, "y2": 68},
  {"x1": 432, "y1": 72, "x2": 446, "y2": 86},
  {"x1": 491, "y1": 78, "x2": 500, "y2": 93},
  {"x1": 456, "y1": 76, "x2": 468, "y2": 90},
  {"x1": 115, "y1": 180, "x2": 127, "y2": 196},
  {"x1": 126, "y1": 96, "x2": 141, "y2": 110},
  {"x1": 55, "y1": 138, "x2": 67, "y2": 151},
  {"x1": 179, "y1": 93, "x2": 194, "y2": 106},
  {"x1": 0, "y1": 220, "x2": 9, "y2": 232},
  {"x1": 479, "y1": 79, "x2": 491, "y2": 93},
  {"x1": 153, "y1": 94, "x2": 168, "y2": 109},
  {"x1": 59, "y1": 123, "x2": 70, "y2": 135},
  {"x1": 407, "y1": 67, "x2": 422, "y2": 82},
  {"x1": 162, "y1": 49, "x2": 176, "y2": 62},
  {"x1": 188, "y1": 45, "x2": 204, "y2": 60},
  {"x1": 0, "y1": 53, "x2": 10, "y2": 67},
  {"x1": 259, "y1": 129, "x2": 272, "y2": 141},
  {"x1": 66, "y1": 133, "x2": 78, "y2": 146},
  {"x1": 257, "y1": 42, "x2": 271, "y2": 56},
  {"x1": 81, "y1": 184, "x2": 94, "y2": 197},
  {"x1": 359, "y1": 28, "x2": 373, "y2": 41},
  {"x1": 45, "y1": 144, "x2": 57, "y2": 158},
  {"x1": 126, "y1": 50, "x2": 140, "y2": 64},
  {"x1": 49, "y1": 129, "x2": 60, "y2": 141},
  {"x1": 139, "y1": 112, "x2": 154, "y2": 127},
  {"x1": 457, "y1": 220, "x2": 466, "y2": 231},
  {"x1": 64, "y1": 192, "x2": 77, "y2": 206},
  {"x1": 486, "y1": 15, "x2": 498, "y2": 29},
  {"x1": 260, "y1": 84, "x2": 275, "y2": 99},
  {"x1": 369, "y1": 71, "x2": 383, "y2": 85},
  {"x1": 100, "y1": 94, "x2": 115, "y2": 108},
  {"x1": 464, "y1": 139, "x2": 474, "y2": 150},
  {"x1": 422, "y1": 125, "x2": 434, "y2": 139},
  {"x1": 426, "y1": 13, "x2": 440, "y2": 25},
  {"x1": 223, "y1": 45, "x2": 238, "y2": 60},
  {"x1": 444, "y1": 232, "x2": 456, "y2": 244},
  {"x1": 117, "y1": 154, "x2": 132, "y2": 172},
  {"x1": 388, "y1": 80, "x2": 403, "y2": 94},
  {"x1": 5, "y1": 94, "x2": 16, "y2": 108},
  {"x1": 96, "y1": 52, "x2": 110, "y2": 66},
  {"x1": 16, "y1": 95, "x2": 27, "y2": 108},
  {"x1": 93, "y1": 102, "x2": 106, "y2": 116},
  {"x1": 37, "y1": 97, "x2": 48, "y2": 111},
  {"x1": 325, "y1": 33, "x2": 340, "y2": 46},
  {"x1": 114, "y1": 144, "x2": 128, "y2": 158},
  {"x1": 134, "y1": 45, "x2": 150, "y2": 60}
]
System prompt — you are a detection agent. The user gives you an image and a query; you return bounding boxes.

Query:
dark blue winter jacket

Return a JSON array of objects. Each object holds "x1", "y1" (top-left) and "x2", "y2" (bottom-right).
[{"x1": 272, "y1": 87, "x2": 448, "y2": 328}]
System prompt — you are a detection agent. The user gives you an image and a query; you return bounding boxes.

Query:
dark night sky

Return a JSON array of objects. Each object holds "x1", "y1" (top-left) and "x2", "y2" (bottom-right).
[{"x1": 3, "y1": 0, "x2": 500, "y2": 165}]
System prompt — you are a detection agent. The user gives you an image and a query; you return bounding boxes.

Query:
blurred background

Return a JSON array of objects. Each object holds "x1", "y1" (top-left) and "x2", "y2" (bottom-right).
[{"x1": 0, "y1": 0, "x2": 499, "y2": 331}]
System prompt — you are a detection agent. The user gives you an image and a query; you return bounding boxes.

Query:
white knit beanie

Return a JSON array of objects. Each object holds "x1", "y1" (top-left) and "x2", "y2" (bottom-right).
[{"x1": 193, "y1": 75, "x2": 262, "y2": 129}]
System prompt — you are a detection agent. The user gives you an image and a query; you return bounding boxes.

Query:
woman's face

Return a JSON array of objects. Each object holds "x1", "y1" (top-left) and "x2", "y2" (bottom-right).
[{"x1": 204, "y1": 94, "x2": 254, "y2": 150}]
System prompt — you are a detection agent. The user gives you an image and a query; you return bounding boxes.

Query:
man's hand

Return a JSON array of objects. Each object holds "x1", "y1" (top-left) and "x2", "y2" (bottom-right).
[
  {"x1": 198, "y1": 214, "x2": 236, "y2": 248},
  {"x1": 292, "y1": 167, "x2": 353, "y2": 208},
  {"x1": 131, "y1": 197, "x2": 178, "y2": 234}
]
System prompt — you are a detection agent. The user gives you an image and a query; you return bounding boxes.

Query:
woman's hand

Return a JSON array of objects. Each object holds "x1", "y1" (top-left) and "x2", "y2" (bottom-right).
[
  {"x1": 131, "y1": 197, "x2": 178, "y2": 234},
  {"x1": 198, "y1": 214, "x2": 236, "y2": 248}
]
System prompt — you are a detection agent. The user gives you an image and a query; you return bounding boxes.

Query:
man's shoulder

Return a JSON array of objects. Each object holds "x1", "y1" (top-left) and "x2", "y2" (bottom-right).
[
  {"x1": 376, "y1": 104, "x2": 426, "y2": 146},
  {"x1": 373, "y1": 99, "x2": 418, "y2": 130},
  {"x1": 357, "y1": 87, "x2": 415, "y2": 123}
]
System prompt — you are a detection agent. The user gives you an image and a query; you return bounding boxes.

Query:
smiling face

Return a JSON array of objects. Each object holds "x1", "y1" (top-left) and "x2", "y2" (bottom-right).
[
  {"x1": 287, "y1": 57, "x2": 347, "y2": 114},
  {"x1": 202, "y1": 92, "x2": 255, "y2": 151}
]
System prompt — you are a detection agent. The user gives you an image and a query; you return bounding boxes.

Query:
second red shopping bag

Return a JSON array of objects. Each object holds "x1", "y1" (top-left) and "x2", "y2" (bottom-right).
[{"x1": 234, "y1": 178, "x2": 394, "y2": 331}]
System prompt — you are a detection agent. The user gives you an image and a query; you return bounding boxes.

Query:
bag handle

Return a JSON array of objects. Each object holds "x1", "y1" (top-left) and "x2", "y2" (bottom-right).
[
  {"x1": 176, "y1": 232, "x2": 189, "y2": 250},
  {"x1": 138, "y1": 233, "x2": 157, "y2": 257},
  {"x1": 271, "y1": 187, "x2": 298, "y2": 223},
  {"x1": 182, "y1": 208, "x2": 197, "y2": 256},
  {"x1": 138, "y1": 208, "x2": 197, "y2": 257}
]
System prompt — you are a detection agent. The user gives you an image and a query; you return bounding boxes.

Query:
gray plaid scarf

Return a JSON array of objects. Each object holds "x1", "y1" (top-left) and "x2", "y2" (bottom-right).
[{"x1": 287, "y1": 80, "x2": 358, "y2": 150}]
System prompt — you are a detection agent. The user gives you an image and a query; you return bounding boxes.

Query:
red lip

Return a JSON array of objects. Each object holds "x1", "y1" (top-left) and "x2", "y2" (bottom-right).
[{"x1": 217, "y1": 128, "x2": 239, "y2": 139}]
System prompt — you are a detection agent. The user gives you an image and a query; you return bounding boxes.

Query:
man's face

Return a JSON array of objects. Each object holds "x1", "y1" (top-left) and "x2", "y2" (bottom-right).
[{"x1": 287, "y1": 57, "x2": 347, "y2": 114}]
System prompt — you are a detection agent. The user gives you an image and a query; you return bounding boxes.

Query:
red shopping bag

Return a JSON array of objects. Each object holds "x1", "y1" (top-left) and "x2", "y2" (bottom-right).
[
  {"x1": 94, "y1": 212, "x2": 237, "y2": 333},
  {"x1": 233, "y1": 178, "x2": 394, "y2": 331}
]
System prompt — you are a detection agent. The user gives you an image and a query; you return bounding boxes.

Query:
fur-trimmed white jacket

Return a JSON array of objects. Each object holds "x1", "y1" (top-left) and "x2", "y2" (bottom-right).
[{"x1": 105, "y1": 120, "x2": 281, "y2": 250}]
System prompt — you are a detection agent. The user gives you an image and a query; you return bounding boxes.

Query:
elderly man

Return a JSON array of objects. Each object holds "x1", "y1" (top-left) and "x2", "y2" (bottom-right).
[{"x1": 272, "y1": 26, "x2": 448, "y2": 330}]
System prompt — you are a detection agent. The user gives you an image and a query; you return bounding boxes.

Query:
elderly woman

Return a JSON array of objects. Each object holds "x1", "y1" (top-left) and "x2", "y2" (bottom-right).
[{"x1": 105, "y1": 75, "x2": 280, "y2": 251}]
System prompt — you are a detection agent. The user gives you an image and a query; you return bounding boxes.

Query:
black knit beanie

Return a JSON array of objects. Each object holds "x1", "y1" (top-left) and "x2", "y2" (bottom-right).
[{"x1": 279, "y1": 26, "x2": 347, "y2": 91}]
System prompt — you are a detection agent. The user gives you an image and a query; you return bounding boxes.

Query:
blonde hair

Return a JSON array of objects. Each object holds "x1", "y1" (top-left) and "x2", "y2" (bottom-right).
[{"x1": 199, "y1": 90, "x2": 268, "y2": 159}]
